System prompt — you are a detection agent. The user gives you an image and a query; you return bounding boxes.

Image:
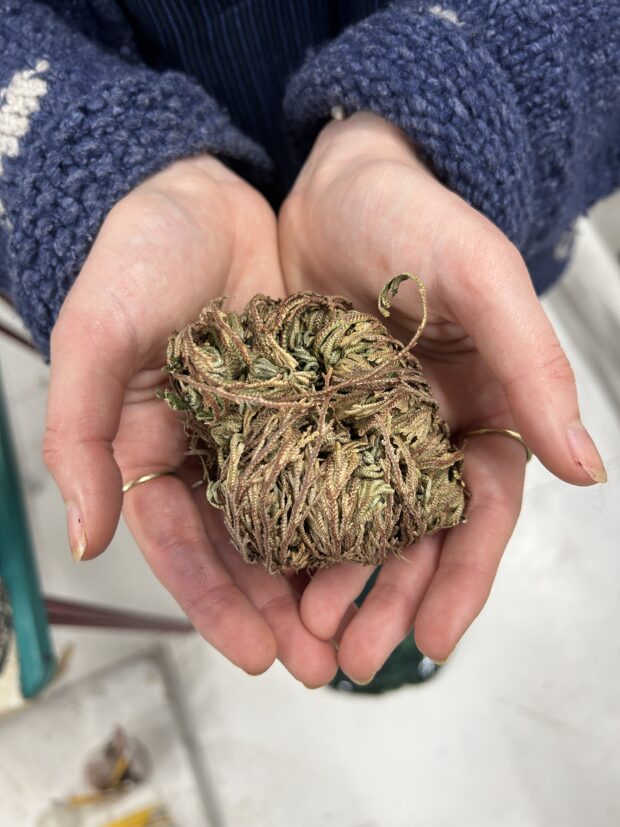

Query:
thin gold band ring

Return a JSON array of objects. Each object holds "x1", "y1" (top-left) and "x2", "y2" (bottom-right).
[
  {"x1": 122, "y1": 471, "x2": 176, "y2": 494},
  {"x1": 122, "y1": 471, "x2": 205, "y2": 493},
  {"x1": 460, "y1": 428, "x2": 533, "y2": 463}
]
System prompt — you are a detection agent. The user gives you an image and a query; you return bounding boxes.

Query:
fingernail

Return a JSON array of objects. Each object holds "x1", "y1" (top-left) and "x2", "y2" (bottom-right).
[
  {"x1": 353, "y1": 674, "x2": 376, "y2": 686},
  {"x1": 566, "y1": 422, "x2": 607, "y2": 484},
  {"x1": 421, "y1": 647, "x2": 453, "y2": 665},
  {"x1": 66, "y1": 501, "x2": 87, "y2": 562}
]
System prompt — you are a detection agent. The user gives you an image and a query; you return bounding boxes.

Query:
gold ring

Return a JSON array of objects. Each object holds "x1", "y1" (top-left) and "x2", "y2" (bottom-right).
[
  {"x1": 460, "y1": 428, "x2": 532, "y2": 463},
  {"x1": 122, "y1": 471, "x2": 177, "y2": 494}
]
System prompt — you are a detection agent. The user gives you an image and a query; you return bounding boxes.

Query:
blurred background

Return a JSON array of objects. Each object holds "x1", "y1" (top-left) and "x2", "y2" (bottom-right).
[{"x1": 0, "y1": 193, "x2": 619, "y2": 827}]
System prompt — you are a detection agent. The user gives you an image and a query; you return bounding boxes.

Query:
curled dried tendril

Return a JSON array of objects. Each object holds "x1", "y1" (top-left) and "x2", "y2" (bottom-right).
[{"x1": 162, "y1": 274, "x2": 468, "y2": 573}]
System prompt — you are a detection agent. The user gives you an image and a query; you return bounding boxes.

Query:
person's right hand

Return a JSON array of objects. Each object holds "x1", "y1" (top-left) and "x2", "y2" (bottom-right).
[{"x1": 42, "y1": 155, "x2": 338, "y2": 687}]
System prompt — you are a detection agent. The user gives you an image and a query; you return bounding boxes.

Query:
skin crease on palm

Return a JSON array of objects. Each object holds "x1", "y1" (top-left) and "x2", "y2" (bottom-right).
[{"x1": 43, "y1": 113, "x2": 606, "y2": 689}]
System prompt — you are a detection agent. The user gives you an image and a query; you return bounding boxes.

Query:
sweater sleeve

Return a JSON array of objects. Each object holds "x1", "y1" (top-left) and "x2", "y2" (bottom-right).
[
  {"x1": 0, "y1": 0, "x2": 271, "y2": 355},
  {"x1": 283, "y1": 0, "x2": 620, "y2": 292}
]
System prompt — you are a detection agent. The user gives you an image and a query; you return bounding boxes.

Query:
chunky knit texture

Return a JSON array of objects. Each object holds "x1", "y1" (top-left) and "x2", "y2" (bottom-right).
[
  {"x1": 287, "y1": 7, "x2": 534, "y2": 250},
  {"x1": 285, "y1": 0, "x2": 620, "y2": 290},
  {"x1": 1, "y1": 0, "x2": 619, "y2": 354},
  {"x1": 0, "y1": 0, "x2": 270, "y2": 355}
]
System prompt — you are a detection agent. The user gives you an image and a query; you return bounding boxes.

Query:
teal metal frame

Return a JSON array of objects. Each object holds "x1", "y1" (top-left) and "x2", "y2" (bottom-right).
[{"x1": 0, "y1": 364, "x2": 56, "y2": 698}]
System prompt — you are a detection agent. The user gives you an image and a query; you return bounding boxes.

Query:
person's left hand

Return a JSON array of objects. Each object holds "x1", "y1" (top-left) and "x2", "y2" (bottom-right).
[{"x1": 278, "y1": 112, "x2": 605, "y2": 683}]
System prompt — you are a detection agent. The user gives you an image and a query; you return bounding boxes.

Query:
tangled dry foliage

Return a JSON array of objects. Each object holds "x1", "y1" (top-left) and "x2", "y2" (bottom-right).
[{"x1": 162, "y1": 274, "x2": 468, "y2": 573}]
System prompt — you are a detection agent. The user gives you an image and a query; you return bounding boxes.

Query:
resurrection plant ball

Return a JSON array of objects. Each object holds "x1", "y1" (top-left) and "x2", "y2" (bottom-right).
[{"x1": 162, "y1": 274, "x2": 469, "y2": 573}]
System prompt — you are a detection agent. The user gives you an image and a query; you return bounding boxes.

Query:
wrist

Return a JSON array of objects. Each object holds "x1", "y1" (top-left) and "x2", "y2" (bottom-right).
[{"x1": 307, "y1": 111, "x2": 436, "y2": 189}]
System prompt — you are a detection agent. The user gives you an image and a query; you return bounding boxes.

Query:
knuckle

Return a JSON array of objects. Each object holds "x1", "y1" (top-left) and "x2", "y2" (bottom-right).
[
  {"x1": 151, "y1": 529, "x2": 205, "y2": 561},
  {"x1": 470, "y1": 463, "x2": 523, "y2": 521},
  {"x1": 502, "y1": 337, "x2": 575, "y2": 399},
  {"x1": 151, "y1": 531, "x2": 238, "y2": 621},
  {"x1": 182, "y1": 580, "x2": 239, "y2": 625},
  {"x1": 438, "y1": 558, "x2": 494, "y2": 593},
  {"x1": 539, "y1": 340, "x2": 575, "y2": 388},
  {"x1": 41, "y1": 425, "x2": 63, "y2": 474},
  {"x1": 472, "y1": 485, "x2": 518, "y2": 523},
  {"x1": 370, "y1": 581, "x2": 417, "y2": 616},
  {"x1": 257, "y1": 590, "x2": 297, "y2": 620}
]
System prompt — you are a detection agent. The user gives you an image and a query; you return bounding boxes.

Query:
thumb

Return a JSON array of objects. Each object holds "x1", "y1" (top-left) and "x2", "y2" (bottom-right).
[
  {"x1": 450, "y1": 243, "x2": 606, "y2": 486},
  {"x1": 43, "y1": 280, "x2": 134, "y2": 561}
]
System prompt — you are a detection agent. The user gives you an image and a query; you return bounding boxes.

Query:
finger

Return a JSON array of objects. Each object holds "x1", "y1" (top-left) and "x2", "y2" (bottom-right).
[
  {"x1": 196, "y1": 496, "x2": 338, "y2": 687},
  {"x1": 332, "y1": 602, "x2": 359, "y2": 648},
  {"x1": 336, "y1": 535, "x2": 442, "y2": 684},
  {"x1": 44, "y1": 282, "x2": 133, "y2": 561},
  {"x1": 449, "y1": 239, "x2": 606, "y2": 485},
  {"x1": 413, "y1": 432, "x2": 526, "y2": 663},
  {"x1": 300, "y1": 562, "x2": 376, "y2": 641},
  {"x1": 123, "y1": 474, "x2": 278, "y2": 675}
]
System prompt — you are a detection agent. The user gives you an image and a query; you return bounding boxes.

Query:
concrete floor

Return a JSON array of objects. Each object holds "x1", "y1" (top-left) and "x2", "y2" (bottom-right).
[{"x1": 0, "y1": 196, "x2": 619, "y2": 826}]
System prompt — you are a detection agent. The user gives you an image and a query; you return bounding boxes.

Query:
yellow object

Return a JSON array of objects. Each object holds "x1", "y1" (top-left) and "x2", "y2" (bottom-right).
[
  {"x1": 99, "y1": 805, "x2": 170, "y2": 827},
  {"x1": 66, "y1": 792, "x2": 109, "y2": 807},
  {"x1": 108, "y1": 754, "x2": 131, "y2": 786}
]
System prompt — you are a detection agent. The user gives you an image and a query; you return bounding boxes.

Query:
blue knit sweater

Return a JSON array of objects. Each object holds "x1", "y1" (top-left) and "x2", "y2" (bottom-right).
[{"x1": 1, "y1": 0, "x2": 619, "y2": 355}]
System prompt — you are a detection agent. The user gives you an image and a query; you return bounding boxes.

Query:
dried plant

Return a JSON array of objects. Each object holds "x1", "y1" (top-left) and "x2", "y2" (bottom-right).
[{"x1": 162, "y1": 275, "x2": 468, "y2": 573}]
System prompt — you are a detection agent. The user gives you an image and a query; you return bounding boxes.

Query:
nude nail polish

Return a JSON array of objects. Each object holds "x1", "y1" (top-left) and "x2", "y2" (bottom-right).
[
  {"x1": 66, "y1": 501, "x2": 87, "y2": 562},
  {"x1": 566, "y1": 422, "x2": 607, "y2": 484},
  {"x1": 422, "y1": 646, "x2": 454, "y2": 665},
  {"x1": 353, "y1": 674, "x2": 376, "y2": 686}
]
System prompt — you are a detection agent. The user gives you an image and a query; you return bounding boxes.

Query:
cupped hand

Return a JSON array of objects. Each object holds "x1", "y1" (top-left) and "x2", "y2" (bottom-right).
[
  {"x1": 43, "y1": 155, "x2": 338, "y2": 686},
  {"x1": 279, "y1": 112, "x2": 606, "y2": 681}
]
